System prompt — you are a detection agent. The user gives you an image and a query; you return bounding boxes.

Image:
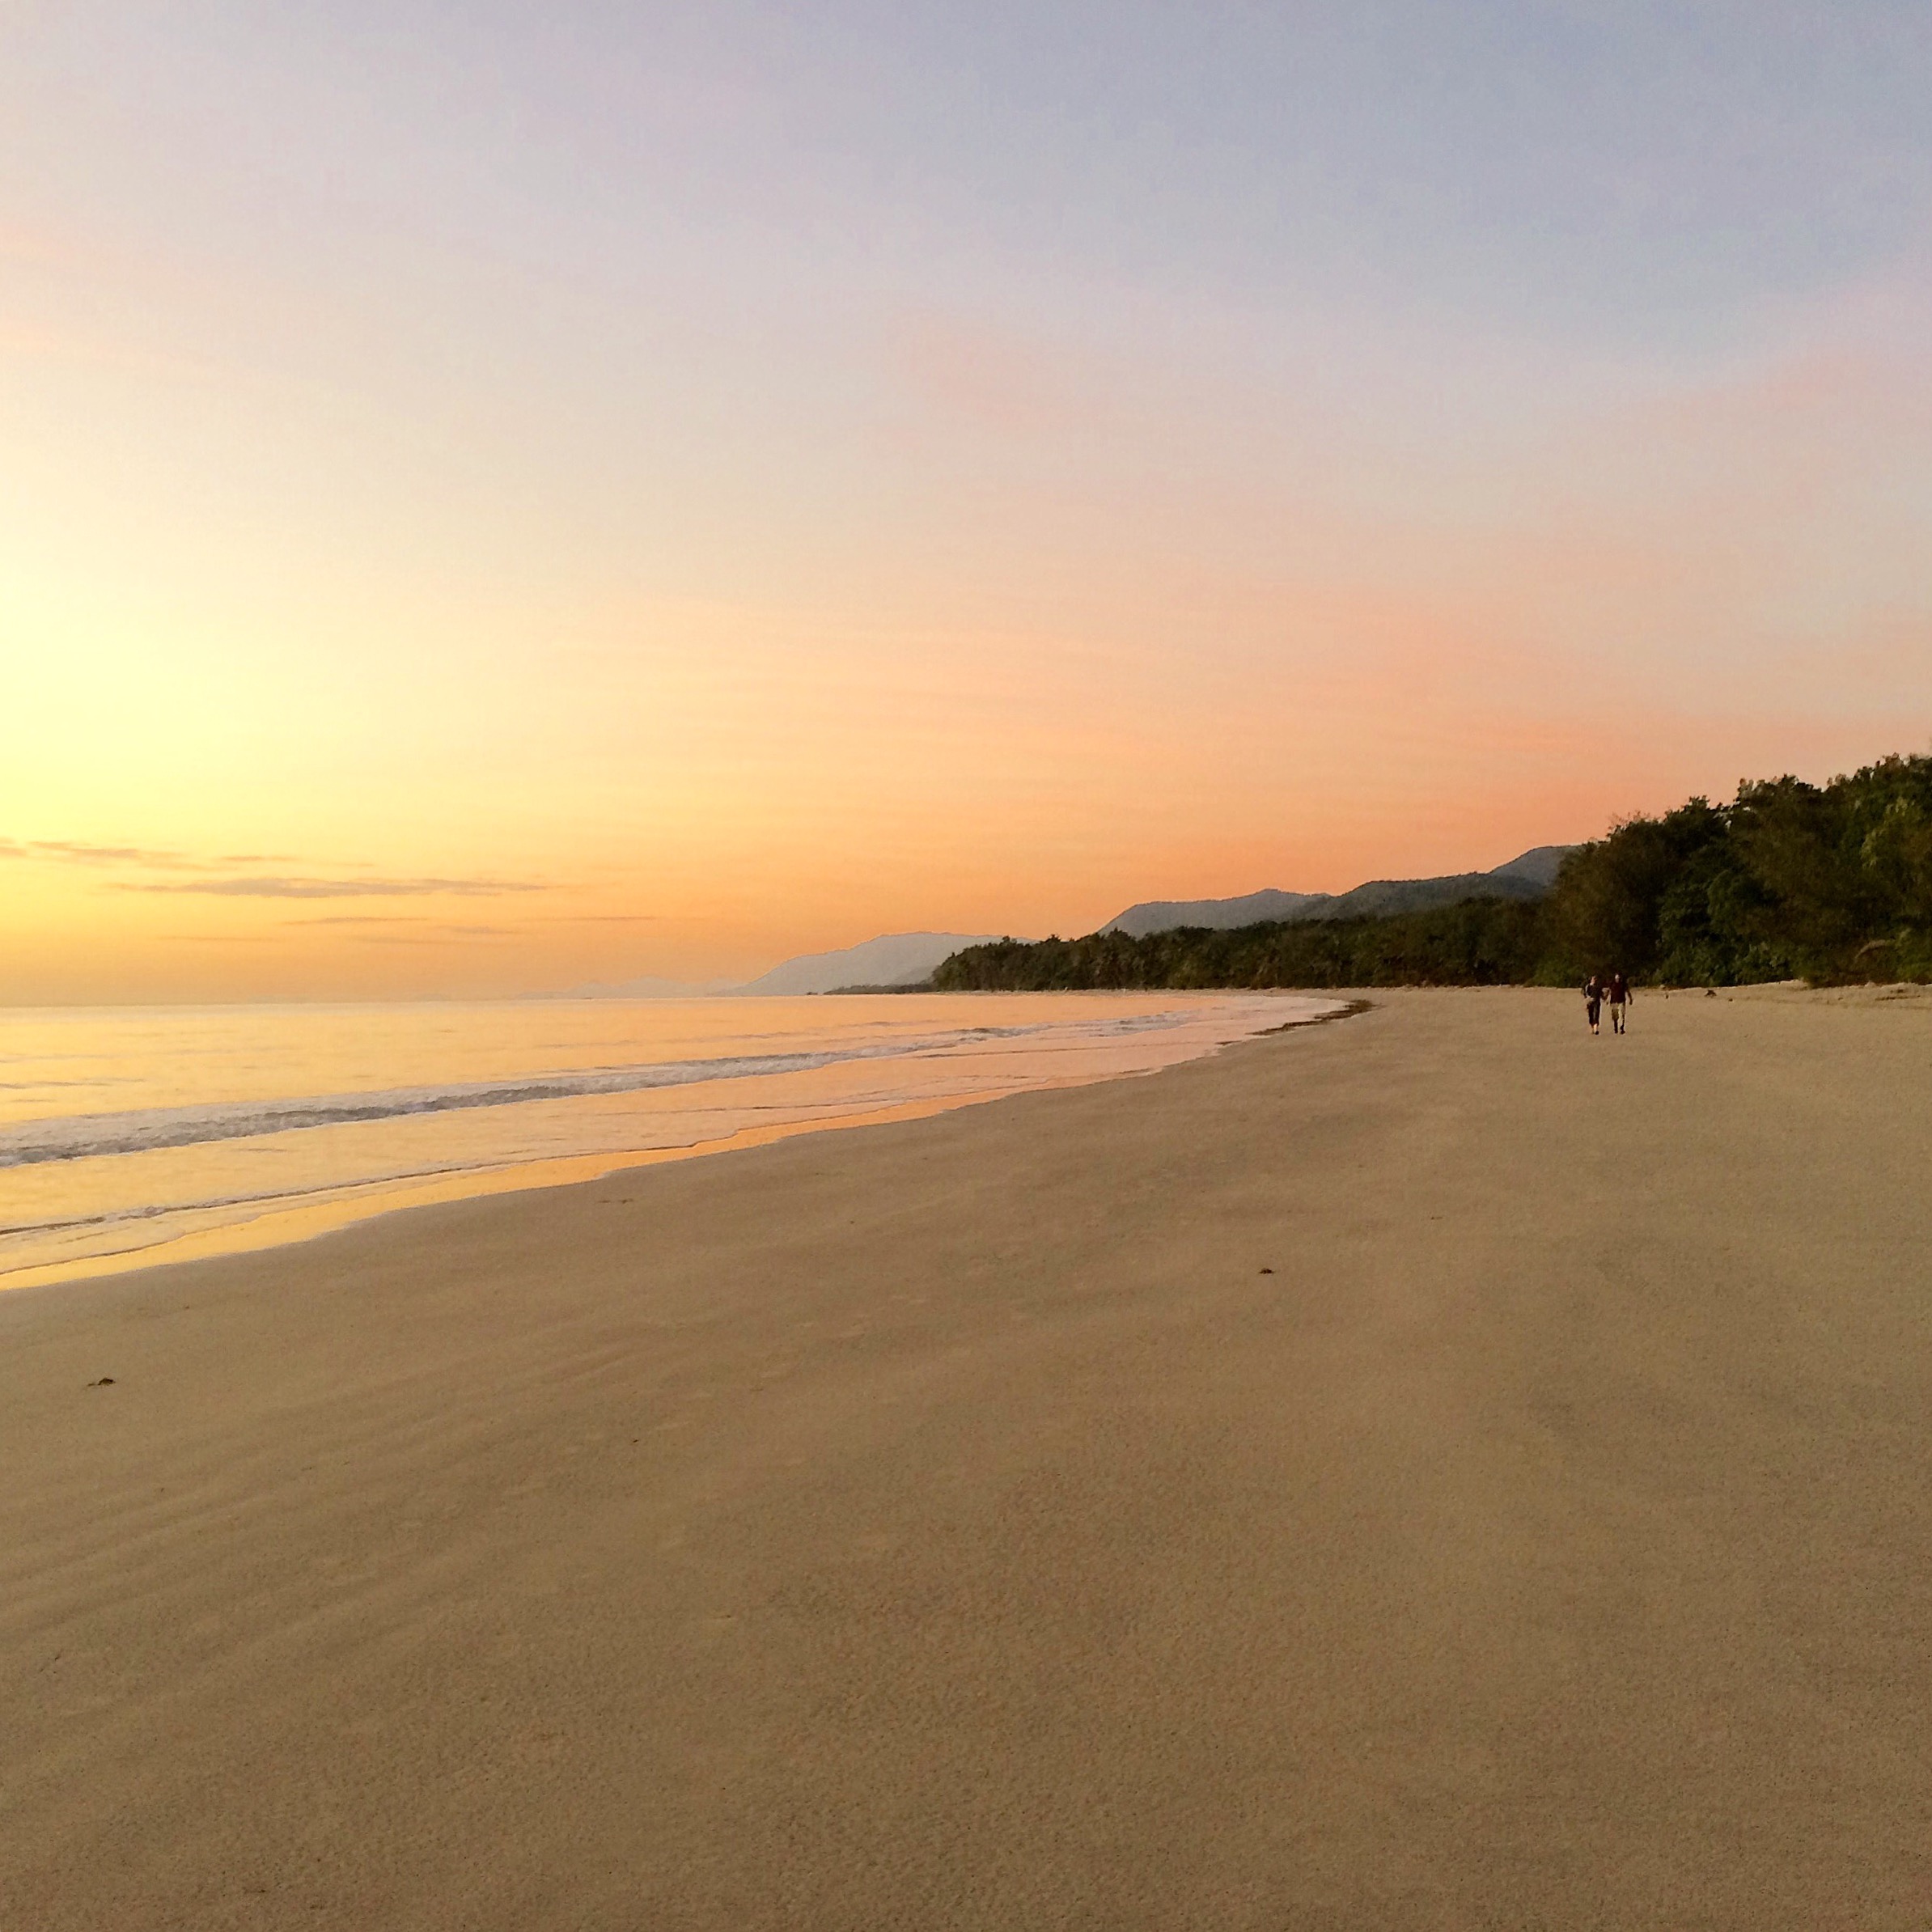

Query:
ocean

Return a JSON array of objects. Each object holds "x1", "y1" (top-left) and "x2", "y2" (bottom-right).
[{"x1": 0, "y1": 990, "x2": 1339, "y2": 1287}]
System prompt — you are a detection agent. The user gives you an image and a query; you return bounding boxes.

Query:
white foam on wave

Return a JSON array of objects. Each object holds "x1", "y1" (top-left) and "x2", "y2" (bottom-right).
[
  {"x1": 0, "y1": 1011, "x2": 1195, "y2": 1169},
  {"x1": 0, "y1": 993, "x2": 1343, "y2": 1285}
]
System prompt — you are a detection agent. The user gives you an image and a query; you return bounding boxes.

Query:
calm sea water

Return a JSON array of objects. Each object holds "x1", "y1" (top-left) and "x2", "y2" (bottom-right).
[{"x1": 0, "y1": 991, "x2": 1338, "y2": 1287}]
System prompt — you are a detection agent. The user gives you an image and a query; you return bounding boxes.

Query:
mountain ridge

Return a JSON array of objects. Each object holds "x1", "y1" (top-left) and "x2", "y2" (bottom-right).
[
  {"x1": 738, "y1": 931, "x2": 1003, "y2": 996},
  {"x1": 536, "y1": 851, "x2": 1574, "y2": 999},
  {"x1": 1102, "y1": 846, "x2": 1573, "y2": 938}
]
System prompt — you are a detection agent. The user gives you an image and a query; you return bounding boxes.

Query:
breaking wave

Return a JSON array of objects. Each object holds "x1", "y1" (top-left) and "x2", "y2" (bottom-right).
[{"x1": 0, "y1": 1012, "x2": 1191, "y2": 1169}]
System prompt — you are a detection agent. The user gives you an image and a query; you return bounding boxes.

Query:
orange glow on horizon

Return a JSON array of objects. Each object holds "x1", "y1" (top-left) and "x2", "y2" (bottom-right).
[{"x1": 4, "y1": 131, "x2": 1929, "y2": 1002}]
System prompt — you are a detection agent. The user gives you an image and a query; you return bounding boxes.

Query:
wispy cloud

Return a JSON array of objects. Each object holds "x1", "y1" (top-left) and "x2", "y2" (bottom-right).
[
  {"x1": 4, "y1": 838, "x2": 201, "y2": 868},
  {"x1": 1, "y1": 839, "x2": 540, "y2": 900},
  {"x1": 282, "y1": 914, "x2": 434, "y2": 927},
  {"x1": 273, "y1": 914, "x2": 524, "y2": 945},
  {"x1": 888, "y1": 308, "x2": 1113, "y2": 441},
  {"x1": 342, "y1": 923, "x2": 518, "y2": 944},
  {"x1": 119, "y1": 875, "x2": 546, "y2": 900}
]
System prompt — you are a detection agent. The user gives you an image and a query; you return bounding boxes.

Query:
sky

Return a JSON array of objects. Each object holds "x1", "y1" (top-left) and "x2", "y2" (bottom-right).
[{"x1": 3, "y1": 1, "x2": 1930, "y2": 1001}]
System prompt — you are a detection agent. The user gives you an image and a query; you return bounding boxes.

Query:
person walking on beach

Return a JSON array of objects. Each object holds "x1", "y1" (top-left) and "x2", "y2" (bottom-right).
[
  {"x1": 1582, "y1": 972, "x2": 1604, "y2": 1036},
  {"x1": 1608, "y1": 969, "x2": 1631, "y2": 1035}
]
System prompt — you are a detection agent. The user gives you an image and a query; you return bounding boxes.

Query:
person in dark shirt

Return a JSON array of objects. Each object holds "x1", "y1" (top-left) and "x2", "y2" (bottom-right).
[
  {"x1": 1608, "y1": 970, "x2": 1631, "y2": 1035},
  {"x1": 1582, "y1": 973, "x2": 1604, "y2": 1035}
]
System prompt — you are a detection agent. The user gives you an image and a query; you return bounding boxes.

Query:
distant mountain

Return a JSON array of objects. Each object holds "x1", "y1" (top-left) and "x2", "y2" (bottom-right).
[
  {"x1": 1485, "y1": 845, "x2": 1572, "y2": 889},
  {"x1": 1104, "y1": 888, "x2": 1332, "y2": 933},
  {"x1": 541, "y1": 854, "x2": 1576, "y2": 998},
  {"x1": 1103, "y1": 847, "x2": 1574, "y2": 938},
  {"x1": 739, "y1": 932, "x2": 1005, "y2": 996},
  {"x1": 530, "y1": 934, "x2": 1003, "y2": 1001}
]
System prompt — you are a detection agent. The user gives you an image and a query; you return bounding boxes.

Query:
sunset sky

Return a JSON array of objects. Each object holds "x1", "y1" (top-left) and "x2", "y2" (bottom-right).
[{"x1": 5, "y1": 2, "x2": 1930, "y2": 1001}]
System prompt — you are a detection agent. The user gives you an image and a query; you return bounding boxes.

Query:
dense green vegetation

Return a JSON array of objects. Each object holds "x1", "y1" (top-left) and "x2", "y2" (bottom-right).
[
  {"x1": 932, "y1": 753, "x2": 1932, "y2": 991},
  {"x1": 932, "y1": 897, "x2": 1544, "y2": 991},
  {"x1": 1547, "y1": 754, "x2": 1932, "y2": 985}
]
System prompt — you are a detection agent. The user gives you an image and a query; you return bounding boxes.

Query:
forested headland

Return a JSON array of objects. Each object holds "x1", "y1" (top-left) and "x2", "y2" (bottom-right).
[{"x1": 931, "y1": 753, "x2": 1932, "y2": 991}]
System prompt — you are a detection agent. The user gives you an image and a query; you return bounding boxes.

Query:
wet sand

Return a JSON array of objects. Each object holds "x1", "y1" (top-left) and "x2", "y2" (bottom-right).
[{"x1": 4, "y1": 985, "x2": 1930, "y2": 1929}]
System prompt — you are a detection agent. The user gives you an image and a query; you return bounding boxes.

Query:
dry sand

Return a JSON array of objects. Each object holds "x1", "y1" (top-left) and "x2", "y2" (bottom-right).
[{"x1": 4, "y1": 985, "x2": 1930, "y2": 1930}]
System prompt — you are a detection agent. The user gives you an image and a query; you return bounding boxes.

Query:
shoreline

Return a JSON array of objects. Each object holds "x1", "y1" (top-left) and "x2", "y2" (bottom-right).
[
  {"x1": 0, "y1": 1087, "x2": 1007, "y2": 1298},
  {"x1": 2, "y1": 989, "x2": 1352, "y2": 1295},
  {"x1": 6, "y1": 986, "x2": 1931, "y2": 1927}
]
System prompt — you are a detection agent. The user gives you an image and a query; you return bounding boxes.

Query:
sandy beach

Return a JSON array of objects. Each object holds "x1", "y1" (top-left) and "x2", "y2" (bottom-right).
[{"x1": 5, "y1": 985, "x2": 1930, "y2": 1930}]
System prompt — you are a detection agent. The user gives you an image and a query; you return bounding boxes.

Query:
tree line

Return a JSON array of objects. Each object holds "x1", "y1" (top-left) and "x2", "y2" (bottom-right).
[{"x1": 930, "y1": 752, "x2": 1932, "y2": 992}]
